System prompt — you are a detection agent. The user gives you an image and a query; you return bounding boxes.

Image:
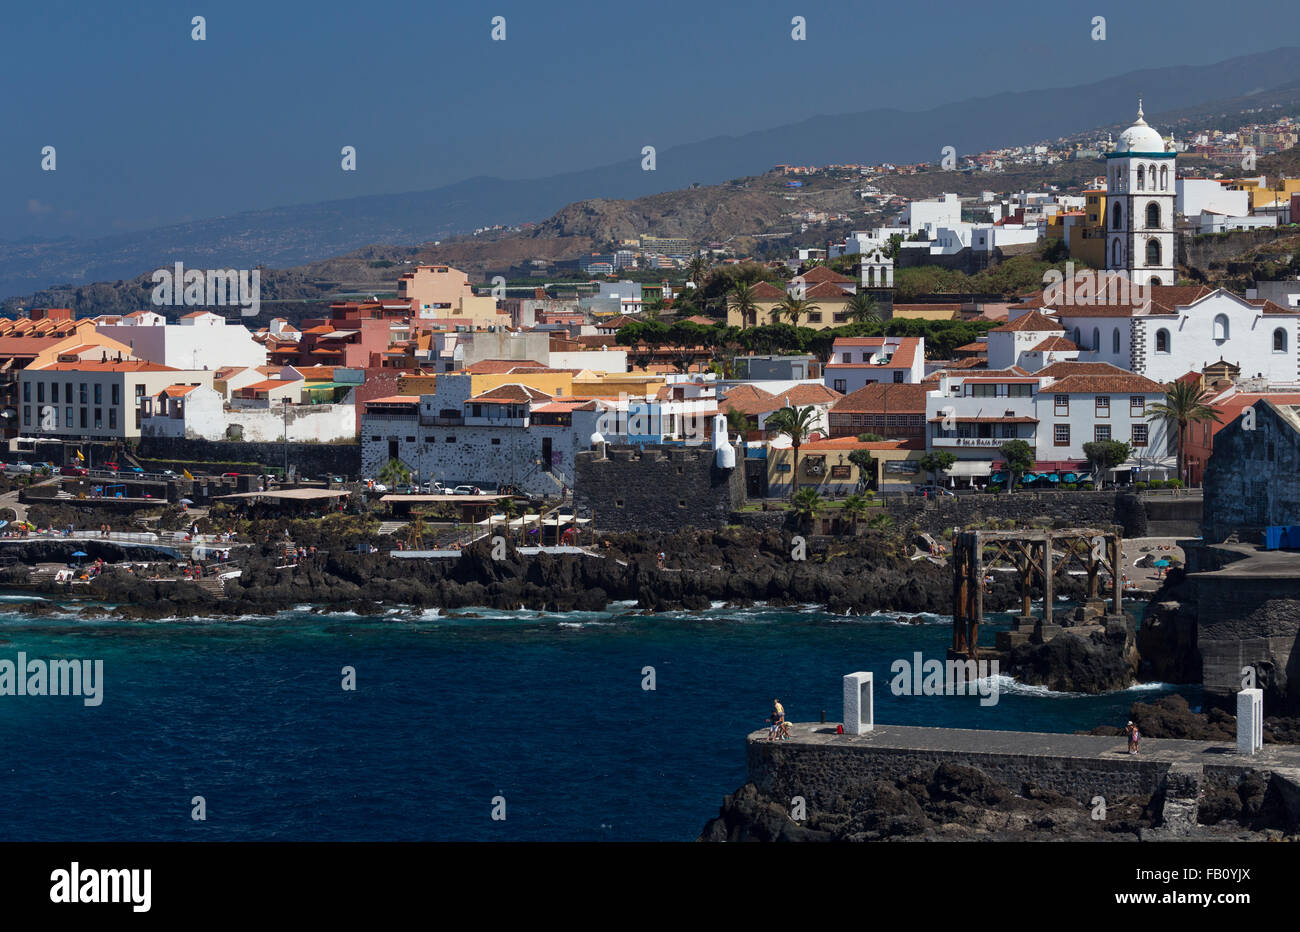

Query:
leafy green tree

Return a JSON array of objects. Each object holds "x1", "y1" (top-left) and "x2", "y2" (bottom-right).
[
  {"x1": 856, "y1": 432, "x2": 884, "y2": 442},
  {"x1": 998, "y1": 439, "x2": 1034, "y2": 493},
  {"x1": 1146, "y1": 381, "x2": 1222, "y2": 486},
  {"x1": 847, "y1": 448, "x2": 877, "y2": 488},
  {"x1": 918, "y1": 450, "x2": 956, "y2": 485},
  {"x1": 766, "y1": 404, "x2": 819, "y2": 498},
  {"x1": 1081, "y1": 440, "x2": 1134, "y2": 489}
]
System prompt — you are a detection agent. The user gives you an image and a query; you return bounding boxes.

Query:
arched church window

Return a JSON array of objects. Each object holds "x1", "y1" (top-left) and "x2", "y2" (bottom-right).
[
  {"x1": 1274, "y1": 328, "x2": 1288, "y2": 352},
  {"x1": 1213, "y1": 314, "x2": 1229, "y2": 342},
  {"x1": 1146, "y1": 202, "x2": 1160, "y2": 229},
  {"x1": 1112, "y1": 203, "x2": 1123, "y2": 230},
  {"x1": 1155, "y1": 329, "x2": 1170, "y2": 353},
  {"x1": 1112, "y1": 328, "x2": 1120, "y2": 354},
  {"x1": 1092, "y1": 327, "x2": 1100, "y2": 351},
  {"x1": 1137, "y1": 165, "x2": 1145, "y2": 190},
  {"x1": 1145, "y1": 239, "x2": 1161, "y2": 266}
]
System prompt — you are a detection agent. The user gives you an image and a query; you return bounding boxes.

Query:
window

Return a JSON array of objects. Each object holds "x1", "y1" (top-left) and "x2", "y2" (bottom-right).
[
  {"x1": 51, "y1": 383, "x2": 58, "y2": 404},
  {"x1": 892, "y1": 371, "x2": 904, "y2": 384},
  {"x1": 1160, "y1": 165, "x2": 1168, "y2": 189},
  {"x1": 36, "y1": 383, "x2": 44, "y2": 404},
  {"x1": 1145, "y1": 239, "x2": 1161, "y2": 266},
  {"x1": 1054, "y1": 394, "x2": 1069, "y2": 415},
  {"x1": 1094, "y1": 425, "x2": 1111, "y2": 442},
  {"x1": 93, "y1": 384, "x2": 102, "y2": 405},
  {"x1": 808, "y1": 313, "x2": 822, "y2": 323},
  {"x1": 1112, "y1": 203, "x2": 1123, "y2": 229},
  {"x1": 64, "y1": 407, "x2": 72, "y2": 428},
  {"x1": 405, "y1": 436, "x2": 415, "y2": 443},
  {"x1": 111, "y1": 384, "x2": 120, "y2": 406},
  {"x1": 1213, "y1": 314, "x2": 1229, "y2": 342},
  {"x1": 841, "y1": 353, "x2": 851, "y2": 363},
  {"x1": 94, "y1": 409, "x2": 102, "y2": 430},
  {"x1": 1054, "y1": 424, "x2": 1070, "y2": 446},
  {"x1": 1132, "y1": 424, "x2": 1149, "y2": 447},
  {"x1": 1137, "y1": 165, "x2": 1145, "y2": 190},
  {"x1": 79, "y1": 384, "x2": 87, "y2": 404},
  {"x1": 65, "y1": 382, "x2": 72, "y2": 403},
  {"x1": 79, "y1": 409, "x2": 87, "y2": 429},
  {"x1": 1096, "y1": 395, "x2": 1110, "y2": 417},
  {"x1": 22, "y1": 383, "x2": 29, "y2": 403},
  {"x1": 1112, "y1": 329, "x2": 1121, "y2": 354},
  {"x1": 370, "y1": 436, "x2": 380, "y2": 442},
  {"x1": 1129, "y1": 396, "x2": 1145, "y2": 417},
  {"x1": 1146, "y1": 202, "x2": 1160, "y2": 228},
  {"x1": 108, "y1": 409, "x2": 117, "y2": 430},
  {"x1": 1091, "y1": 327, "x2": 1100, "y2": 351},
  {"x1": 445, "y1": 436, "x2": 455, "y2": 443},
  {"x1": 1111, "y1": 240, "x2": 1120, "y2": 265},
  {"x1": 22, "y1": 406, "x2": 29, "y2": 426},
  {"x1": 1155, "y1": 329, "x2": 1170, "y2": 353},
  {"x1": 1275, "y1": 328, "x2": 1288, "y2": 352},
  {"x1": 833, "y1": 379, "x2": 847, "y2": 393},
  {"x1": 492, "y1": 438, "x2": 501, "y2": 445}
]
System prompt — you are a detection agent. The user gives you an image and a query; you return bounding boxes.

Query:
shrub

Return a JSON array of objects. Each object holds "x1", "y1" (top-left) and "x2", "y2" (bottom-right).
[
  {"x1": 1135, "y1": 481, "x2": 1149, "y2": 491},
  {"x1": 1149, "y1": 479, "x2": 1167, "y2": 489},
  {"x1": 1063, "y1": 482, "x2": 1077, "y2": 491},
  {"x1": 1080, "y1": 482, "x2": 1095, "y2": 491},
  {"x1": 1167, "y1": 478, "x2": 1184, "y2": 489}
]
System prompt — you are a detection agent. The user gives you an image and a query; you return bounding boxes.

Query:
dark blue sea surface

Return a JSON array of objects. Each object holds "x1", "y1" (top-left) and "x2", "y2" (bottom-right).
[{"x1": 0, "y1": 595, "x2": 1190, "y2": 841}]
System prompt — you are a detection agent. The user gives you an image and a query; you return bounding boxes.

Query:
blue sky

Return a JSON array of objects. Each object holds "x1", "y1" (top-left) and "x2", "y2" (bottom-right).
[{"x1": 2, "y1": 0, "x2": 1294, "y2": 241}]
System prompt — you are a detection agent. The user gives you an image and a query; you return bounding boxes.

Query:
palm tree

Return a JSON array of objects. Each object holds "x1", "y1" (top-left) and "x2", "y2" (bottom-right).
[
  {"x1": 727, "y1": 282, "x2": 759, "y2": 329},
  {"x1": 1147, "y1": 380, "x2": 1223, "y2": 486},
  {"x1": 687, "y1": 255, "x2": 710, "y2": 289},
  {"x1": 378, "y1": 457, "x2": 411, "y2": 489},
  {"x1": 842, "y1": 493, "x2": 871, "y2": 534},
  {"x1": 766, "y1": 404, "x2": 819, "y2": 498},
  {"x1": 847, "y1": 291, "x2": 880, "y2": 324},
  {"x1": 791, "y1": 487, "x2": 825, "y2": 530},
  {"x1": 777, "y1": 295, "x2": 819, "y2": 327}
]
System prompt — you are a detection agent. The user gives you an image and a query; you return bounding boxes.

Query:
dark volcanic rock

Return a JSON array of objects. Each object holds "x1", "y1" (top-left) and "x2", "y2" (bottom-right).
[{"x1": 1008, "y1": 626, "x2": 1137, "y2": 693}]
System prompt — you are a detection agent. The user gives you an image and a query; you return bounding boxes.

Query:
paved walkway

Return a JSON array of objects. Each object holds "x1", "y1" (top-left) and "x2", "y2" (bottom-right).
[{"x1": 755, "y1": 722, "x2": 1300, "y2": 768}]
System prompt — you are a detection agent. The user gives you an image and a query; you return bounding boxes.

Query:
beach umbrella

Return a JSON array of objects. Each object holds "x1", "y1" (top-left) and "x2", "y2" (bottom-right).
[
  {"x1": 71, "y1": 550, "x2": 87, "y2": 567},
  {"x1": 179, "y1": 498, "x2": 194, "y2": 505}
]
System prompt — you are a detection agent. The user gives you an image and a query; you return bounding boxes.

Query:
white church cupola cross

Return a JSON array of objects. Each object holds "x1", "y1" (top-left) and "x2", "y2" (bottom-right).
[{"x1": 1105, "y1": 97, "x2": 1176, "y2": 286}]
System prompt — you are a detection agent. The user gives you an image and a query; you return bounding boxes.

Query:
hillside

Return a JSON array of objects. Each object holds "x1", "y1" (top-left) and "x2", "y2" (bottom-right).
[{"x1": 6, "y1": 48, "x2": 1300, "y2": 301}]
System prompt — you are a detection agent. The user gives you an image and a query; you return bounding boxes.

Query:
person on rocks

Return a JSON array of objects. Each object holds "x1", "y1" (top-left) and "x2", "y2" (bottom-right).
[
  {"x1": 1125, "y1": 720, "x2": 1141, "y2": 755},
  {"x1": 657, "y1": 551, "x2": 665, "y2": 570}
]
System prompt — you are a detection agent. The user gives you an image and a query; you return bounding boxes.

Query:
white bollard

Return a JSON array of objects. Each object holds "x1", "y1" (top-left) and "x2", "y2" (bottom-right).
[
  {"x1": 1237, "y1": 688, "x2": 1263, "y2": 755},
  {"x1": 842, "y1": 672, "x2": 874, "y2": 735}
]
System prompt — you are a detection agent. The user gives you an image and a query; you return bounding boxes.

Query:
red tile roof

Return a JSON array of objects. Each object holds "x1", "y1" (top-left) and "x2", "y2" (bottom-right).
[
  {"x1": 829, "y1": 382, "x2": 928, "y2": 414},
  {"x1": 993, "y1": 309, "x2": 1065, "y2": 333},
  {"x1": 796, "y1": 265, "x2": 855, "y2": 284}
]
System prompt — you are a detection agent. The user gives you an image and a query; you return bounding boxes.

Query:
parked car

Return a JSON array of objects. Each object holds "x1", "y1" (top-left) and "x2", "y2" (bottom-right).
[
  {"x1": 369, "y1": 482, "x2": 388, "y2": 493},
  {"x1": 60, "y1": 465, "x2": 87, "y2": 477},
  {"x1": 222, "y1": 472, "x2": 240, "y2": 478},
  {"x1": 394, "y1": 484, "x2": 416, "y2": 495},
  {"x1": 421, "y1": 480, "x2": 446, "y2": 494},
  {"x1": 32, "y1": 462, "x2": 53, "y2": 473},
  {"x1": 451, "y1": 484, "x2": 480, "y2": 496},
  {"x1": 160, "y1": 469, "x2": 179, "y2": 478},
  {"x1": 126, "y1": 465, "x2": 144, "y2": 474},
  {"x1": 914, "y1": 485, "x2": 955, "y2": 498},
  {"x1": 103, "y1": 462, "x2": 119, "y2": 471}
]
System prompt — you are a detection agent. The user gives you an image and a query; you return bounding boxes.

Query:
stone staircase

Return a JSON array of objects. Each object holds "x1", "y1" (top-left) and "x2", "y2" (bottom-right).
[
  {"x1": 1140, "y1": 762, "x2": 1203, "y2": 839},
  {"x1": 377, "y1": 521, "x2": 408, "y2": 535}
]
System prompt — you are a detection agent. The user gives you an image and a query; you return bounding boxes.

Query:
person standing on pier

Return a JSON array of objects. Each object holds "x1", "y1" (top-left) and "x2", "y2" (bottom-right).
[{"x1": 1125, "y1": 720, "x2": 1141, "y2": 755}]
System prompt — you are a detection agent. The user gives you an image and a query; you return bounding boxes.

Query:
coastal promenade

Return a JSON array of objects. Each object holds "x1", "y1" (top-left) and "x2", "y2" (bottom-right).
[{"x1": 749, "y1": 722, "x2": 1300, "y2": 832}]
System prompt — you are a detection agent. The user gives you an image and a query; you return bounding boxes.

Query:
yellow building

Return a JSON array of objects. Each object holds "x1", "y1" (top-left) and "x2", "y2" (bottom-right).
[
  {"x1": 396, "y1": 264, "x2": 508, "y2": 327},
  {"x1": 397, "y1": 373, "x2": 438, "y2": 395},
  {"x1": 1064, "y1": 190, "x2": 1107, "y2": 269},
  {"x1": 1226, "y1": 177, "x2": 1300, "y2": 210},
  {"x1": 471, "y1": 369, "x2": 574, "y2": 398},
  {"x1": 890, "y1": 303, "x2": 960, "y2": 321},
  {"x1": 570, "y1": 371, "x2": 665, "y2": 398},
  {"x1": 765, "y1": 438, "x2": 917, "y2": 496}
]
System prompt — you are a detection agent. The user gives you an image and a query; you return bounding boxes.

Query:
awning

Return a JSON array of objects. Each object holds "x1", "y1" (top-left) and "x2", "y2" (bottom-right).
[{"x1": 946, "y1": 461, "x2": 993, "y2": 477}]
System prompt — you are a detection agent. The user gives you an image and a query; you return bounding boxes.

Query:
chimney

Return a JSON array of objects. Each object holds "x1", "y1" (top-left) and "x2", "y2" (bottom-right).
[{"x1": 101, "y1": 350, "x2": 107, "y2": 362}]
